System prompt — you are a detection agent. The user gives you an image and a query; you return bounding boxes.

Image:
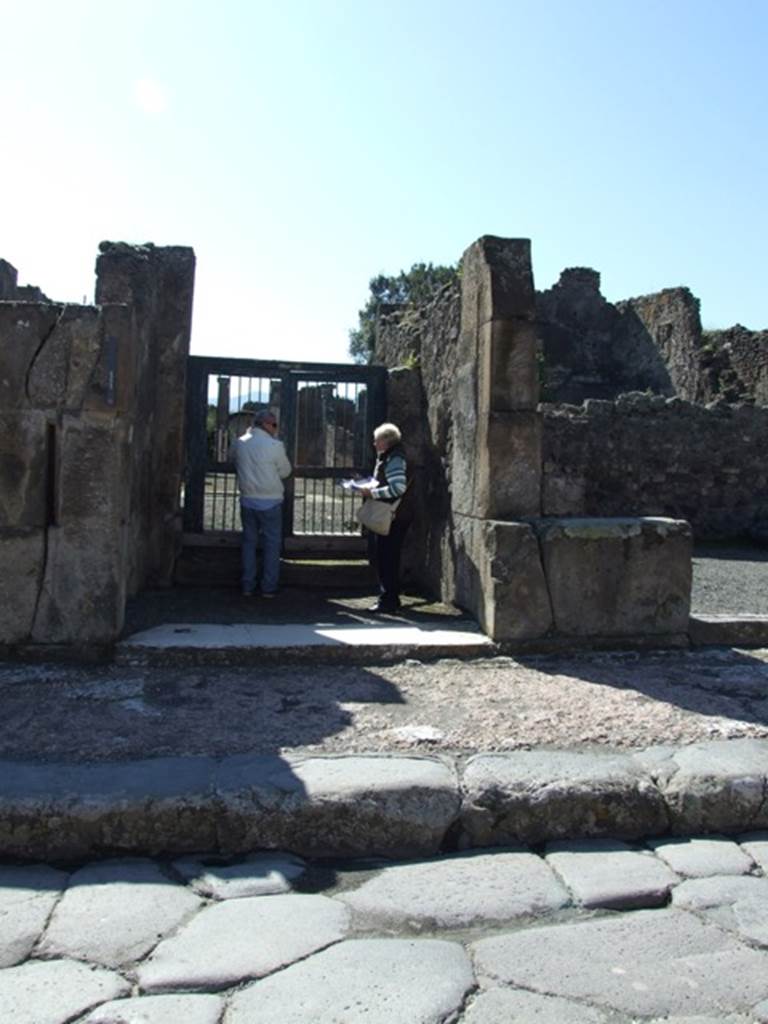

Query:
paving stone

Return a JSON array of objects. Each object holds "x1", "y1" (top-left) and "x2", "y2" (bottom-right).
[
  {"x1": 646, "y1": 835, "x2": 755, "y2": 877},
  {"x1": 544, "y1": 839, "x2": 678, "y2": 909},
  {"x1": 461, "y1": 751, "x2": 667, "y2": 846},
  {"x1": 738, "y1": 830, "x2": 768, "y2": 871},
  {"x1": 338, "y1": 847, "x2": 569, "y2": 928},
  {"x1": 0, "y1": 757, "x2": 218, "y2": 859},
  {"x1": 225, "y1": 937, "x2": 473, "y2": 1023},
  {"x1": 461, "y1": 986, "x2": 614, "y2": 1022},
  {"x1": 471, "y1": 908, "x2": 768, "y2": 1017},
  {"x1": 216, "y1": 754, "x2": 460, "y2": 858},
  {"x1": 647, "y1": 1017, "x2": 754, "y2": 1023},
  {"x1": 634, "y1": 739, "x2": 768, "y2": 834},
  {"x1": 670, "y1": 874, "x2": 768, "y2": 910},
  {"x1": 84, "y1": 993, "x2": 224, "y2": 1023},
  {"x1": 138, "y1": 893, "x2": 349, "y2": 992},
  {"x1": 39, "y1": 858, "x2": 202, "y2": 968},
  {"x1": 732, "y1": 897, "x2": 768, "y2": 945},
  {"x1": 172, "y1": 852, "x2": 307, "y2": 898},
  {"x1": 0, "y1": 864, "x2": 67, "y2": 967},
  {"x1": 0, "y1": 959, "x2": 130, "y2": 1024},
  {"x1": 754, "y1": 999, "x2": 768, "y2": 1023}
]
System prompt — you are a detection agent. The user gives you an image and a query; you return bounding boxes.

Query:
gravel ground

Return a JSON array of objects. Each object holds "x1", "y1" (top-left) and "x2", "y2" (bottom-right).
[
  {"x1": 692, "y1": 542, "x2": 768, "y2": 615},
  {"x1": 3, "y1": 543, "x2": 766, "y2": 766},
  {"x1": 2, "y1": 645, "x2": 768, "y2": 764}
]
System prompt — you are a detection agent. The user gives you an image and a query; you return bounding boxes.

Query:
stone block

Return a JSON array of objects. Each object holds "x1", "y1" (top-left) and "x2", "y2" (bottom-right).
[
  {"x1": 470, "y1": 908, "x2": 768, "y2": 1019},
  {"x1": 461, "y1": 750, "x2": 668, "y2": 846},
  {"x1": 545, "y1": 838, "x2": 679, "y2": 909},
  {"x1": 0, "y1": 529, "x2": 43, "y2": 645},
  {"x1": 689, "y1": 614, "x2": 768, "y2": 648},
  {"x1": 83, "y1": 303, "x2": 136, "y2": 415},
  {"x1": 647, "y1": 835, "x2": 755, "y2": 877},
  {"x1": 0, "y1": 758, "x2": 219, "y2": 860},
  {"x1": 460, "y1": 236, "x2": 535, "y2": 330},
  {"x1": 226, "y1": 938, "x2": 474, "y2": 1024},
  {"x1": 0, "y1": 864, "x2": 67, "y2": 967},
  {"x1": 31, "y1": 417, "x2": 130, "y2": 644},
  {"x1": 450, "y1": 359, "x2": 479, "y2": 517},
  {"x1": 138, "y1": 894, "x2": 350, "y2": 994},
  {"x1": 454, "y1": 515, "x2": 552, "y2": 641},
  {"x1": 0, "y1": 961, "x2": 129, "y2": 1024},
  {"x1": 26, "y1": 305, "x2": 102, "y2": 410},
  {"x1": 38, "y1": 859, "x2": 202, "y2": 968},
  {"x1": 0, "y1": 412, "x2": 48, "y2": 528},
  {"x1": 338, "y1": 848, "x2": 570, "y2": 929},
  {"x1": 479, "y1": 318, "x2": 540, "y2": 412},
  {"x1": 215, "y1": 754, "x2": 460, "y2": 858},
  {"x1": 634, "y1": 738, "x2": 768, "y2": 835},
  {"x1": 537, "y1": 516, "x2": 692, "y2": 637},
  {"x1": 0, "y1": 303, "x2": 60, "y2": 411},
  {"x1": 479, "y1": 410, "x2": 542, "y2": 518}
]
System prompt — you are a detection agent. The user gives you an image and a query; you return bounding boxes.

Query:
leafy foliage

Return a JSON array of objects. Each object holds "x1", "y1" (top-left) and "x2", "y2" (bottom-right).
[{"x1": 348, "y1": 262, "x2": 458, "y2": 363}]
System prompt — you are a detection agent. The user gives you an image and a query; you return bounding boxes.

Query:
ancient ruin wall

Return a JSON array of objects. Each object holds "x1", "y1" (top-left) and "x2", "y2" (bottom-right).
[
  {"x1": 0, "y1": 243, "x2": 194, "y2": 649},
  {"x1": 537, "y1": 270, "x2": 768, "y2": 407},
  {"x1": 541, "y1": 394, "x2": 768, "y2": 541},
  {"x1": 698, "y1": 325, "x2": 768, "y2": 405},
  {"x1": 536, "y1": 270, "x2": 707, "y2": 403}
]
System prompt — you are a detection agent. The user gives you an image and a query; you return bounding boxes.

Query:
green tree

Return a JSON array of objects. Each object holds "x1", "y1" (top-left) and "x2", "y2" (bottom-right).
[{"x1": 348, "y1": 262, "x2": 458, "y2": 363}]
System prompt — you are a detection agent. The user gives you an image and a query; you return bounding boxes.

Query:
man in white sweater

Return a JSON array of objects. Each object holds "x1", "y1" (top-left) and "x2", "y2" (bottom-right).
[{"x1": 231, "y1": 409, "x2": 292, "y2": 597}]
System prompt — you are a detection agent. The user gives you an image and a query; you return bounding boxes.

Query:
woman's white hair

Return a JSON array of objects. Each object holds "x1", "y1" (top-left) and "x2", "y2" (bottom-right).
[{"x1": 373, "y1": 422, "x2": 402, "y2": 445}]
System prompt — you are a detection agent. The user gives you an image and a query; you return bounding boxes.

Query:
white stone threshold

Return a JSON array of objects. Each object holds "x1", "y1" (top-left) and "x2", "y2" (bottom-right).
[{"x1": 119, "y1": 622, "x2": 494, "y2": 651}]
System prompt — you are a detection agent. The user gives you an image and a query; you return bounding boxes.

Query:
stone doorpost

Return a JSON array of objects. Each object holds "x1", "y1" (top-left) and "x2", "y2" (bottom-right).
[{"x1": 452, "y1": 236, "x2": 553, "y2": 640}]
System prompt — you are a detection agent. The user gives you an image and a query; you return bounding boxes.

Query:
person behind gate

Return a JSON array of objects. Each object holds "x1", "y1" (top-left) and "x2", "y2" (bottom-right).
[
  {"x1": 231, "y1": 409, "x2": 292, "y2": 598},
  {"x1": 358, "y1": 422, "x2": 412, "y2": 613}
]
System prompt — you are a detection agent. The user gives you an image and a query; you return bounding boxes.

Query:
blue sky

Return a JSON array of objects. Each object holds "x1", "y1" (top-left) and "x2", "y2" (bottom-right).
[{"x1": 2, "y1": 0, "x2": 766, "y2": 364}]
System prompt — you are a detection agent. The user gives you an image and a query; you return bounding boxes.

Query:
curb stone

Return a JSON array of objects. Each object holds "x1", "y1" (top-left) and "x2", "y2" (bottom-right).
[{"x1": 1, "y1": 740, "x2": 768, "y2": 860}]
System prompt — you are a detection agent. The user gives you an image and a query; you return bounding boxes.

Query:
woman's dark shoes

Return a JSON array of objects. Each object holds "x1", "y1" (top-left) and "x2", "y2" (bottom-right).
[{"x1": 367, "y1": 600, "x2": 401, "y2": 614}]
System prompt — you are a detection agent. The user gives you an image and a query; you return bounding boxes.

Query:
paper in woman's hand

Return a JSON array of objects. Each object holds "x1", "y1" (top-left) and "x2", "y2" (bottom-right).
[{"x1": 339, "y1": 476, "x2": 378, "y2": 491}]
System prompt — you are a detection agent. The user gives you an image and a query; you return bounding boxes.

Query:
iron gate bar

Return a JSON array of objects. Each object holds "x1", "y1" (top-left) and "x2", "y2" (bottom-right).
[{"x1": 183, "y1": 355, "x2": 386, "y2": 541}]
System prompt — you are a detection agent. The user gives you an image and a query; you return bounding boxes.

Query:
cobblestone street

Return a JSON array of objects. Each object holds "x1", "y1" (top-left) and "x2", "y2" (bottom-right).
[{"x1": 2, "y1": 834, "x2": 768, "y2": 1022}]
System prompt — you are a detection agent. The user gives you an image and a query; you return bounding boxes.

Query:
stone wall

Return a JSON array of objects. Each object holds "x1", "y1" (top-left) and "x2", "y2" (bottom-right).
[
  {"x1": 699, "y1": 325, "x2": 768, "y2": 405},
  {"x1": 536, "y1": 269, "x2": 676, "y2": 403},
  {"x1": 0, "y1": 243, "x2": 195, "y2": 651},
  {"x1": 541, "y1": 394, "x2": 768, "y2": 541},
  {"x1": 537, "y1": 270, "x2": 767, "y2": 406},
  {"x1": 374, "y1": 235, "x2": 763, "y2": 642},
  {"x1": 0, "y1": 258, "x2": 50, "y2": 303}
]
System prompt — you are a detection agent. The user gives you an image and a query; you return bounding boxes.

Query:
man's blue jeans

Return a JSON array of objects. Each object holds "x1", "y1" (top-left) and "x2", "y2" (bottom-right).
[{"x1": 240, "y1": 502, "x2": 283, "y2": 594}]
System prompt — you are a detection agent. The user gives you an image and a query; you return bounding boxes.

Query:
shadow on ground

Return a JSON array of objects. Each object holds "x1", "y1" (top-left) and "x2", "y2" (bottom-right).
[
  {"x1": 523, "y1": 645, "x2": 768, "y2": 730},
  {"x1": 122, "y1": 587, "x2": 472, "y2": 637}
]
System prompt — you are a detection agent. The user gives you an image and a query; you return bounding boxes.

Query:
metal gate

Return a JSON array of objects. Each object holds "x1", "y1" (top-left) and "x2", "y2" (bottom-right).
[{"x1": 182, "y1": 356, "x2": 387, "y2": 552}]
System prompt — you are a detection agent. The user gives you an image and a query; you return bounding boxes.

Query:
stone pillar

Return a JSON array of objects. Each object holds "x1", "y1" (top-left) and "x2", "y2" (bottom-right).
[
  {"x1": 96, "y1": 242, "x2": 196, "y2": 589},
  {"x1": 451, "y1": 237, "x2": 551, "y2": 640},
  {"x1": 453, "y1": 236, "x2": 541, "y2": 519}
]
